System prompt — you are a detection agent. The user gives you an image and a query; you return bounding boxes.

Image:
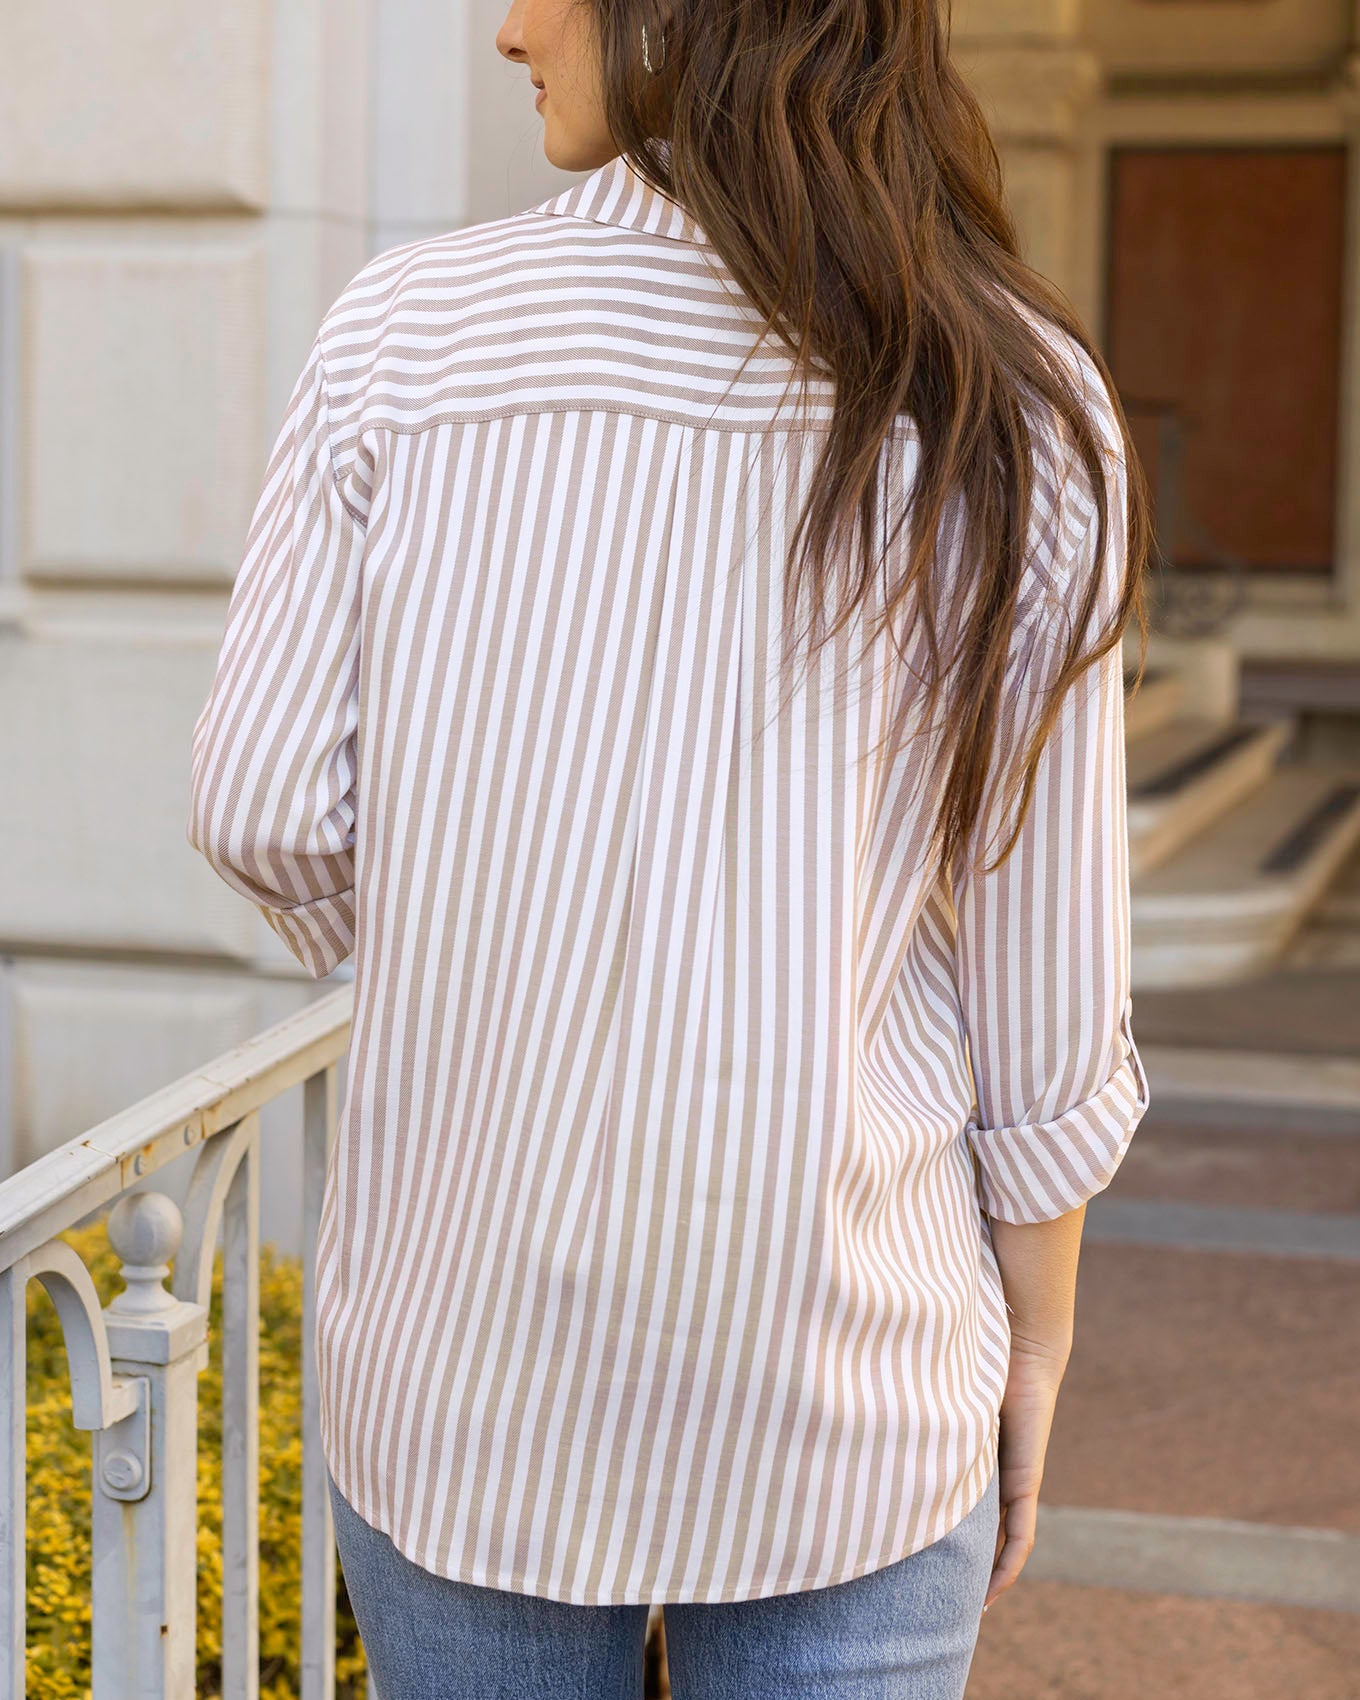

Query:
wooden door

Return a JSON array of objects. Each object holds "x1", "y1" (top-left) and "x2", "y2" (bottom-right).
[{"x1": 1104, "y1": 145, "x2": 1346, "y2": 577}]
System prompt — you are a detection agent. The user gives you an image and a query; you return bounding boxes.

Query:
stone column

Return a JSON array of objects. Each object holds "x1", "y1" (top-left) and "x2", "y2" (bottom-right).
[{"x1": 951, "y1": 0, "x2": 1103, "y2": 297}]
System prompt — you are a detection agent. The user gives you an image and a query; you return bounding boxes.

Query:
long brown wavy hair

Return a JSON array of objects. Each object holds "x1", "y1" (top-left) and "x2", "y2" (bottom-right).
[{"x1": 587, "y1": 0, "x2": 1153, "y2": 881}]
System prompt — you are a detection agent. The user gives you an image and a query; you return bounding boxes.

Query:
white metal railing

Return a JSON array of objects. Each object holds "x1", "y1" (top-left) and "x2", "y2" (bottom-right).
[{"x1": 0, "y1": 985, "x2": 356, "y2": 1700}]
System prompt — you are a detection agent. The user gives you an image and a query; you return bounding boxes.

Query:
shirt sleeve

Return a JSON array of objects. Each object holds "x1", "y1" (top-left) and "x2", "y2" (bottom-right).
[
  {"x1": 186, "y1": 328, "x2": 365, "y2": 979},
  {"x1": 951, "y1": 431, "x2": 1151, "y2": 1225}
]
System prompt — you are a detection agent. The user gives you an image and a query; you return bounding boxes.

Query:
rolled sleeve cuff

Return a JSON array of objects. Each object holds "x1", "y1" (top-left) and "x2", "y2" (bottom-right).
[
  {"x1": 261, "y1": 891, "x2": 356, "y2": 980},
  {"x1": 967, "y1": 1042, "x2": 1152, "y2": 1225}
]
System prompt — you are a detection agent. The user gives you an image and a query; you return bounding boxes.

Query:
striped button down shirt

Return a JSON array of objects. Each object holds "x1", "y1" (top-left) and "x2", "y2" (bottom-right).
[{"x1": 187, "y1": 149, "x2": 1150, "y2": 1605}]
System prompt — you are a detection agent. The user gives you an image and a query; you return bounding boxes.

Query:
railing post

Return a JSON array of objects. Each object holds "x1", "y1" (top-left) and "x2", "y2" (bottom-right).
[
  {"x1": 91, "y1": 1192, "x2": 209, "y2": 1700},
  {"x1": 220, "y1": 1125, "x2": 261, "y2": 1700},
  {"x1": 301, "y1": 1064, "x2": 339, "y2": 1700},
  {"x1": 0, "y1": 1266, "x2": 26, "y2": 1700}
]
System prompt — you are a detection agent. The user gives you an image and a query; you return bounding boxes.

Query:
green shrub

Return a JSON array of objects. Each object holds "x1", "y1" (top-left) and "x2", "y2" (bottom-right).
[{"x1": 25, "y1": 1217, "x2": 368, "y2": 1700}]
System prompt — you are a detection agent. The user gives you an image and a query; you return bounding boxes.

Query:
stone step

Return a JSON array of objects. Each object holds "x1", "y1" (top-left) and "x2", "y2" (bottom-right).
[
  {"x1": 1131, "y1": 764, "x2": 1360, "y2": 988},
  {"x1": 1125, "y1": 715, "x2": 1293, "y2": 877},
  {"x1": 1135, "y1": 1044, "x2": 1360, "y2": 1133},
  {"x1": 1305, "y1": 840, "x2": 1360, "y2": 927},
  {"x1": 1285, "y1": 842, "x2": 1360, "y2": 969},
  {"x1": 1124, "y1": 661, "x2": 1186, "y2": 743}
]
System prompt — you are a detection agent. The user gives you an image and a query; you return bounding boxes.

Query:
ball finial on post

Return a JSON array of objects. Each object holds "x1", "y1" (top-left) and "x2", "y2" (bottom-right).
[{"x1": 106, "y1": 1190, "x2": 183, "y2": 1315}]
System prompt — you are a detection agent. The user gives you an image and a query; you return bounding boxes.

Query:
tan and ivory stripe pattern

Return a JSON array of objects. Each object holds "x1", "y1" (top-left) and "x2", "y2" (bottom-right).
[{"x1": 187, "y1": 150, "x2": 1151, "y2": 1605}]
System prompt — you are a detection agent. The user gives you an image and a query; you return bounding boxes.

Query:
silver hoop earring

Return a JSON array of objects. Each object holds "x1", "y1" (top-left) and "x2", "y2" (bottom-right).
[{"x1": 641, "y1": 22, "x2": 667, "y2": 75}]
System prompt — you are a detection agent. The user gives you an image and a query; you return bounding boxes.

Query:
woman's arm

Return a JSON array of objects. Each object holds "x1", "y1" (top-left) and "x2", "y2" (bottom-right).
[
  {"x1": 984, "y1": 1203, "x2": 1086, "y2": 1607},
  {"x1": 950, "y1": 412, "x2": 1149, "y2": 1226},
  {"x1": 186, "y1": 326, "x2": 366, "y2": 979},
  {"x1": 950, "y1": 408, "x2": 1151, "y2": 1599}
]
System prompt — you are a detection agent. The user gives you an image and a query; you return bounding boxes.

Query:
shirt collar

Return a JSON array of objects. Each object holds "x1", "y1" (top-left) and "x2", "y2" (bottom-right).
[{"x1": 529, "y1": 147, "x2": 710, "y2": 248}]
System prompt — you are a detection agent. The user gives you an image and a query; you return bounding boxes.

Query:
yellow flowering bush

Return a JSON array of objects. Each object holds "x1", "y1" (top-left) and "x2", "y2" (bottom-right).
[{"x1": 24, "y1": 1216, "x2": 368, "y2": 1700}]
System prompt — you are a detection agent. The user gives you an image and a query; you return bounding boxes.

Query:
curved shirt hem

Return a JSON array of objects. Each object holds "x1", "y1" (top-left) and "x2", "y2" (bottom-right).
[{"x1": 321, "y1": 1423, "x2": 1002, "y2": 1608}]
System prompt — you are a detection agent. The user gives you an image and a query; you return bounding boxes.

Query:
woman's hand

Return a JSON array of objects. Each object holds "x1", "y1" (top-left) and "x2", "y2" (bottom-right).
[
  {"x1": 985, "y1": 1332, "x2": 1070, "y2": 1608},
  {"x1": 983, "y1": 1201, "x2": 1087, "y2": 1610}
]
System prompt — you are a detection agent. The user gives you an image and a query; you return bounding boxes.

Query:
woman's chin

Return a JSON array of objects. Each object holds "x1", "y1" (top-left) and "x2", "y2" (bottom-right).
[
  {"x1": 541, "y1": 126, "x2": 570, "y2": 170},
  {"x1": 541, "y1": 125, "x2": 618, "y2": 174}
]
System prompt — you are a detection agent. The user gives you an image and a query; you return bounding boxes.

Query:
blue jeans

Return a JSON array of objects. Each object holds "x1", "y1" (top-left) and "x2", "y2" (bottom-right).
[{"x1": 327, "y1": 1464, "x2": 999, "y2": 1699}]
